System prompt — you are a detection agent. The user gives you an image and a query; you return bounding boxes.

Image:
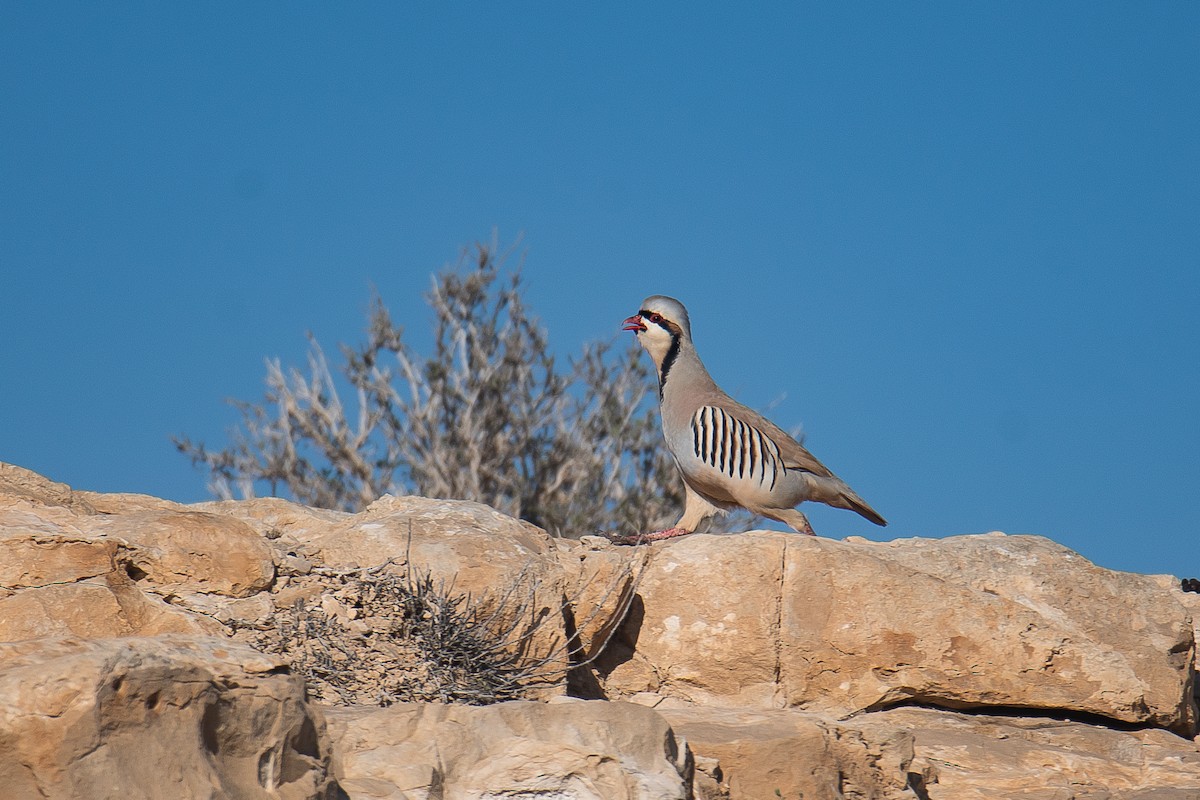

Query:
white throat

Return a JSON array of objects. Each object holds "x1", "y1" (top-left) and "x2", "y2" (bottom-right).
[{"x1": 638, "y1": 330, "x2": 676, "y2": 375}]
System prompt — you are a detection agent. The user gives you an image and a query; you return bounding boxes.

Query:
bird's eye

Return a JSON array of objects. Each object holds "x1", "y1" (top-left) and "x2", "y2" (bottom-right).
[{"x1": 648, "y1": 313, "x2": 663, "y2": 323}]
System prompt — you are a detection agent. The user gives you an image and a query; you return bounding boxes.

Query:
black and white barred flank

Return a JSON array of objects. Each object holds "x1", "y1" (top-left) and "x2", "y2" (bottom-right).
[{"x1": 690, "y1": 405, "x2": 784, "y2": 489}]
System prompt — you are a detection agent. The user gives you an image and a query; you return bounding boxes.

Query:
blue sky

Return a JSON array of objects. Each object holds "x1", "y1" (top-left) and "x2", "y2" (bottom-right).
[{"x1": 2, "y1": 4, "x2": 1196, "y2": 576}]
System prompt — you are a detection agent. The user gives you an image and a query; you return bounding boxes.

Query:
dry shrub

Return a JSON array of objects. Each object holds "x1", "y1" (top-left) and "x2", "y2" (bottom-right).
[
  {"x1": 245, "y1": 565, "x2": 544, "y2": 705},
  {"x1": 175, "y1": 236, "x2": 683, "y2": 537},
  {"x1": 227, "y1": 549, "x2": 644, "y2": 706}
]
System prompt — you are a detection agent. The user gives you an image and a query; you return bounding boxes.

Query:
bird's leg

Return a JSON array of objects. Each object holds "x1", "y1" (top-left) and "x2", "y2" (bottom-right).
[
  {"x1": 766, "y1": 508, "x2": 817, "y2": 536},
  {"x1": 605, "y1": 527, "x2": 693, "y2": 546},
  {"x1": 604, "y1": 481, "x2": 716, "y2": 545}
]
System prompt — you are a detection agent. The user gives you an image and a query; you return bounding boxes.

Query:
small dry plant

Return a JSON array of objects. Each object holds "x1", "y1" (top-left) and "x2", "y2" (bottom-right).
[
  {"x1": 228, "y1": 547, "x2": 644, "y2": 706},
  {"x1": 268, "y1": 566, "x2": 541, "y2": 705}
]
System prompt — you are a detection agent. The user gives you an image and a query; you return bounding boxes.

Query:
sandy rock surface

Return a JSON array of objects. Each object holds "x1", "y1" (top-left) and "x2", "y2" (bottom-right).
[
  {"x1": 0, "y1": 635, "x2": 335, "y2": 800},
  {"x1": 2, "y1": 460, "x2": 1198, "y2": 800},
  {"x1": 326, "y1": 698, "x2": 691, "y2": 799},
  {"x1": 589, "y1": 531, "x2": 1194, "y2": 732}
]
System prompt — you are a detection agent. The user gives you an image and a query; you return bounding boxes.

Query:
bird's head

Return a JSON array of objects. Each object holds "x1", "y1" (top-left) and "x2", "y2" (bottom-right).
[{"x1": 623, "y1": 295, "x2": 691, "y2": 368}]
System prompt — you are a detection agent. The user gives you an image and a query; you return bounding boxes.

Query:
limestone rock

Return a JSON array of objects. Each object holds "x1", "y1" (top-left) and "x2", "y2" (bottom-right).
[
  {"x1": 0, "y1": 518, "x2": 220, "y2": 640},
  {"x1": 659, "y1": 703, "x2": 1200, "y2": 800},
  {"x1": 174, "y1": 496, "x2": 582, "y2": 705},
  {"x1": 297, "y1": 495, "x2": 572, "y2": 676},
  {"x1": 77, "y1": 490, "x2": 189, "y2": 514},
  {"x1": 0, "y1": 635, "x2": 337, "y2": 800},
  {"x1": 860, "y1": 532, "x2": 1195, "y2": 724},
  {"x1": 5, "y1": 462, "x2": 1198, "y2": 799},
  {"x1": 0, "y1": 461, "x2": 96, "y2": 514},
  {"x1": 657, "y1": 706, "x2": 917, "y2": 800},
  {"x1": 0, "y1": 581, "x2": 220, "y2": 641},
  {"x1": 557, "y1": 536, "x2": 651, "y2": 662},
  {"x1": 1173, "y1": 583, "x2": 1200, "y2": 704},
  {"x1": 192, "y1": 496, "x2": 350, "y2": 542},
  {"x1": 860, "y1": 706, "x2": 1200, "y2": 799},
  {"x1": 86, "y1": 510, "x2": 276, "y2": 598},
  {"x1": 324, "y1": 698, "x2": 691, "y2": 799},
  {"x1": 0, "y1": 513, "x2": 118, "y2": 590},
  {"x1": 589, "y1": 532, "x2": 1195, "y2": 731},
  {"x1": 241, "y1": 493, "x2": 564, "y2": 616},
  {"x1": 590, "y1": 532, "x2": 784, "y2": 708},
  {"x1": 305, "y1": 494, "x2": 554, "y2": 589}
]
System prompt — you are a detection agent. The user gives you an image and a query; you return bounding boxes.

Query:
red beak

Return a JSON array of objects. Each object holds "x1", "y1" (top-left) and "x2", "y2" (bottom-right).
[{"x1": 622, "y1": 314, "x2": 647, "y2": 332}]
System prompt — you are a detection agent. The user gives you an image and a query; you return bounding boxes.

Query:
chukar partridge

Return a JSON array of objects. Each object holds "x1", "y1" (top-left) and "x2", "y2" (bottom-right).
[{"x1": 614, "y1": 294, "x2": 886, "y2": 543}]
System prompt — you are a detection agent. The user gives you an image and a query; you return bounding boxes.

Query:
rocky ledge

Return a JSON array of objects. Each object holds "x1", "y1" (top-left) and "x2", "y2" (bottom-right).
[{"x1": 2, "y1": 461, "x2": 1198, "y2": 799}]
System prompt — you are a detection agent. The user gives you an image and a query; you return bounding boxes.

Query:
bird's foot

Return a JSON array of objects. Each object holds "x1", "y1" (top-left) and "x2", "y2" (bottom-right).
[{"x1": 604, "y1": 527, "x2": 693, "y2": 546}]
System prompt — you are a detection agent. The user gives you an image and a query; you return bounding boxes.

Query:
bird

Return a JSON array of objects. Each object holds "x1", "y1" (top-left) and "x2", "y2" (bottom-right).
[{"x1": 611, "y1": 294, "x2": 886, "y2": 544}]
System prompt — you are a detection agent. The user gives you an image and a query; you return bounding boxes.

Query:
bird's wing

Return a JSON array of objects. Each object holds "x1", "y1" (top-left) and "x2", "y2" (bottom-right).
[{"x1": 701, "y1": 395, "x2": 837, "y2": 479}]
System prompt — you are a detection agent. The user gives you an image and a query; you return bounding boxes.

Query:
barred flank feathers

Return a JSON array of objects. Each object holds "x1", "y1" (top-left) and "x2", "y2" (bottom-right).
[{"x1": 691, "y1": 405, "x2": 782, "y2": 489}]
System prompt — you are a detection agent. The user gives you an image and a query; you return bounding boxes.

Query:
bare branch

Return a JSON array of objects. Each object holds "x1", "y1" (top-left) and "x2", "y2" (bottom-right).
[{"x1": 174, "y1": 237, "x2": 688, "y2": 533}]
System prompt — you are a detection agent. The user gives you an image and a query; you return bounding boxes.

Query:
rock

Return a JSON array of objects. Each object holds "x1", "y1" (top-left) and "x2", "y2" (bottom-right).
[
  {"x1": 661, "y1": 703, "x2": 1200, "y2": 800},
  {"x1": 306, "y1": 494, "x2": 554, "y2": 588},
  {"x1": 658, "y1": 706, "x2": 918, "y2": 800},
  {"x1": 192, "y1": 496, "x2": 350, "y2": 543},
  {"x1": 324, "y1": 698, "x2": 691, "y2": 799},
  {"x1": 0, "y1": 635, "x2": 338, "y2": 800},
  {"x1": 177, "y1": 496, "x2": 589, "y2": 705},
  {"x1": 861, "y1": 532, "x2": 1196, "y2": 725},
  {"x1": 297, "y1": 495, "x2": 573, "y2": 680},
  {"x1": 0, "y1": 462, "x2": 96, "y2": 514},
  {"x1": 0, "y1": 581, "x2": 220, "y2": 641},
  {"x1": 859, "y1": 706, "x2": 1200, "y2": 799},
  {"x1": 86, "y1": 510, "x2": 276, "y2": 598},
  {"x1": 77, "y1": 491, "x2": 189, "y2": 514},
  {"x1": 0, "y1": 513, "x2": 119, "y2": 590},
  {"x1": 590, "y1": 533, "x2": 785, "y2": 708},
  {"x1": 1172, "y1": 582, "x2": 1200, "y2": 703},
  {"x1": 0, "y1": 518, "x2": 220, "y2": 640},
  {"x1": 556, "y1": 538, "x2": 651, "y2": 662},
  {"x1": 589, "y1": 532, "x2": 1195, "y2": 732},
  {"x1": 4, "y1": 463, "x2": 1198, "y2": 799}
]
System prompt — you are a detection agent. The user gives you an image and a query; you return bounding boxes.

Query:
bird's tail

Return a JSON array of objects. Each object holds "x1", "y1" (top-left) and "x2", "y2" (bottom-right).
[
  {"x1": 805, "y1": 474, "x2": 888, "y2": 527},
  {"x1": 839, "y1": 490, "x2": 887, "y2": 527},
  {"x1": 816, "y1": 478, "x2": 887, "y2": 526}
]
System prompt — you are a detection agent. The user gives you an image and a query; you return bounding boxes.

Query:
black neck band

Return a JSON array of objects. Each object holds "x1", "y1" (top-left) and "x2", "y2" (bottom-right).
[{"x1": 658, "y1": 334, "x2": 680, "y2": 398}]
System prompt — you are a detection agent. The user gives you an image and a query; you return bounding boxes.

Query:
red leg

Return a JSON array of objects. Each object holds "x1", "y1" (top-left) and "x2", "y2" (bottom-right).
[{"x1": 605, "y1": 527, "x2": 693, "y2": 546}]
